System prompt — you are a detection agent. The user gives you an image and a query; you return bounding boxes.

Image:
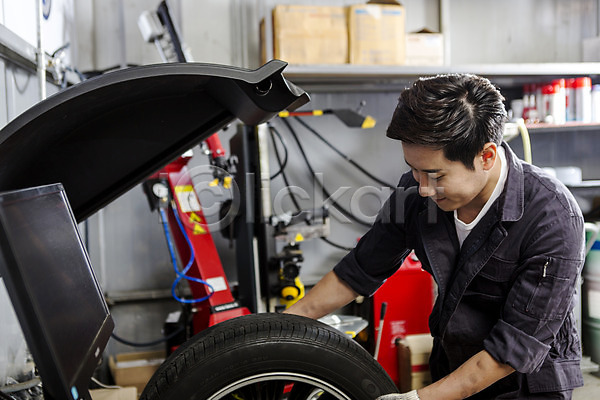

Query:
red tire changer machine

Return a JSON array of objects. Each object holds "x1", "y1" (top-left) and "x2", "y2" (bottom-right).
[
  {"x1": 143, "y1": 133, "x2": 249, "y2": 337},
  {"x1": 139, "y1": 1, "x2": 327, "y2": 348}
]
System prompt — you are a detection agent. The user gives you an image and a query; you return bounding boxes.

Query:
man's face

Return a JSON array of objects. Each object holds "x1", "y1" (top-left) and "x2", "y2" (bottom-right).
[{"x1": 402, "y1": 143, "x2": 494, "y2": 215}]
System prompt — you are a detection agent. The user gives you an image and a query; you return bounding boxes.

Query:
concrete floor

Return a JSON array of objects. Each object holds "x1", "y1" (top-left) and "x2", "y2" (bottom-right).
[
  {"x1": 573, "y1": 358, "x2": 600, "y2": 399},
  {"x1": 573, "y1": 371, "x2": 600, "y2": 399}
]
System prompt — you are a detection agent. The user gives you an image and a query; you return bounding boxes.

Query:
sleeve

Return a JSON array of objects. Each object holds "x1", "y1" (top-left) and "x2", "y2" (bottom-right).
[
  {"x1": 483, "y1": 207, "x2": 585, "y2": 374},
  {"x1": 333, "y1": 172, "x2": 417, "y2": 297}
]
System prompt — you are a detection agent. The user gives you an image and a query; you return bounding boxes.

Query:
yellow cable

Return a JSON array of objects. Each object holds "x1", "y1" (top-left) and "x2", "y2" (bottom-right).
[{"x1": 516, "y1": 118, "x2": 532, "y2": 164}]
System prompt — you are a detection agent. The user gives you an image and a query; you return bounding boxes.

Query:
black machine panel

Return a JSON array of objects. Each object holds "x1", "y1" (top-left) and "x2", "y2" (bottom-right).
[
  {"x1": 0, "y1": 61, "x2": 309, "y2": 221},
  {"x1": 0, "y1": 184, "x2": 114, "y2": 400}
]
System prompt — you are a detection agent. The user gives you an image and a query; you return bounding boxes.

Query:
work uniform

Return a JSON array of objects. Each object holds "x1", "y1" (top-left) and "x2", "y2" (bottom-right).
[{"x1": 334, "y1": 143, "x2": 585, "y2": 399}]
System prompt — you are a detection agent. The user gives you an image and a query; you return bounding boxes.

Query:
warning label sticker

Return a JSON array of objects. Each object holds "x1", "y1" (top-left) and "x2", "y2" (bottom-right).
[
  {"x1": 175, "y1": 185, "x2": 201, "y2": 213},
  {"x1": 206, "y1": 276, "x2": 228, "y2": 292}
]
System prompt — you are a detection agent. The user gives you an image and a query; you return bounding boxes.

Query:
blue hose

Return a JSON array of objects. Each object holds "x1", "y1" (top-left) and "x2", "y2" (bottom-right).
[{"x1": 159, "y1": 207, "x2": 214, "y2": 304}]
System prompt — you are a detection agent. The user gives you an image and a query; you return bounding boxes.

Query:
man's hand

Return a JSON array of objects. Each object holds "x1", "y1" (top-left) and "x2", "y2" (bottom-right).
[{"x1": 377, "y1": 390, "x2": 420, "y2": 400}]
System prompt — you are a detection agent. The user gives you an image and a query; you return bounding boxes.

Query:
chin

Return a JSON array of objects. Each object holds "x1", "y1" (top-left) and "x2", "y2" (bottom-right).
[{"x1": 434, "y1": 198, "x2": 455, "y2": 211}]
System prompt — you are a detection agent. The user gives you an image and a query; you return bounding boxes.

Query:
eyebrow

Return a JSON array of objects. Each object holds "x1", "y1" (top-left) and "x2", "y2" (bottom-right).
[{"x1": 405, "y1": 160, "x2": 443, "y2": 174}]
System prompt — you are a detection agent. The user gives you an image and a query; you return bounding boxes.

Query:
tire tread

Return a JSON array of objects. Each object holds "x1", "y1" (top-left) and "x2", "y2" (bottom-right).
[{"x1": 140, "y1": 313, "x2": 396, "y2": 400}]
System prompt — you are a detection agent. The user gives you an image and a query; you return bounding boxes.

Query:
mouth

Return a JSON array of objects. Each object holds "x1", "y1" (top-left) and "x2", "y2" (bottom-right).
[{"x1": 433, "y1": 197, "x2": 447, "y2": 205}]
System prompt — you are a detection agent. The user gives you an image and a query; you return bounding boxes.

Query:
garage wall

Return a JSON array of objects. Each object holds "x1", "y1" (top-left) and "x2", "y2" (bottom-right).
[
  {"x1": 448, "y1": 0, "x2": 598, "y2": 63},
  {"x1": 70, "y1": 0, "x2": 600, "y2": 354},
  {"x1": 66, "y1": 1, "x2": 445, "y2": 359},
  {"x1": 0, "y1": 57, "x2": 58, "y2": 393},
  {"x1": 0, "y1": 59, "x2": 34, "y2": 388},
  {"x1": 0, "y1": 0, "x2": 75, "y2": 385},
  {"x1": 1, "y1": 0, "x2": 600, "y2": 385}
]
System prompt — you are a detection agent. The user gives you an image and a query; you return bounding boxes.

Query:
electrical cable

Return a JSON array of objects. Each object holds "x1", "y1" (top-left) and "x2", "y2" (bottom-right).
[
  {"x1": 11, "y1": 70, "x2": 31, "y2": 95},
  {"x1": 268, "y1": 125, "x2": 289, "y2": 180},
  {"x1": 91, "y1": 377, "x2": 122, "y2": 390},
  {"x1": 269, "y1": 125, "x2": 302, "y2": 211},
  {"x1": 51, "y1": 43, "x2": 70, "y2": 58},
  {"x1": 158, "y1": 207, "x2": 214, "y2": 304},
  {"x1": 0, "y1": 378, "x2": 41, "y2": 394},
  {"x1": 110, "y1": 325, "x2": 184, "y2": 348},
  {"x1": 280, "y1": 118, "x2": 372, "y2": 228},
  {"x1": 268, "y1": 123, "x2": 359, "y2": 251},
  {"x1": 110, "y1": 206, "x2": 196, "y2": 347},
  {"x1": 293, "y1": 117, "x2": 395, "y2": 188},
  {"x1": 321, "y1": 237, "x2": 354, "y2": 252},
  {"x1": 79, "y1": 64, "x2": 140, "y2": 80}
]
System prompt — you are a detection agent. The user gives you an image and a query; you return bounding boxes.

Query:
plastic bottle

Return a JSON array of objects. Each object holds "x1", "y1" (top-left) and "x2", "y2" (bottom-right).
[
  {"x1": 541, "y1": 83, "x2": 554, "y2": 123},
  {"x1": 551, "y1": 79, "x2": 566, "y2": 124},
  {"x1": 574, "y1": 77, "x2": 592, "y2": 122},
  {"x1": 510, "y1": 99, "x2": 524, "y2": 121},
  {"x1": 566, "y1": 78, "x2": 576, "y2": 121},
  {"x1": 522, "y1": 84, "x2": 537, "y2": 122},
  {"x1": 592, "y1": 84, "x2": 600, "y2": 123},
  {"x1": 535, "y1": 83, "x2": 545, "y2": 123}
]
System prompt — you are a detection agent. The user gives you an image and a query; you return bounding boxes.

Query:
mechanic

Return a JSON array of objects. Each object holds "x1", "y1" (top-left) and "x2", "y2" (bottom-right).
[{"x1": 285, "y1": 74, "x2": 585, "y2": 399}]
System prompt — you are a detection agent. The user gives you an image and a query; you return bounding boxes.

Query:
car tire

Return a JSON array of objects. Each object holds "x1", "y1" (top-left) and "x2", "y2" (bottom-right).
[{"x1": 140, "y1": 313, "x2": 398, "y2": 400}]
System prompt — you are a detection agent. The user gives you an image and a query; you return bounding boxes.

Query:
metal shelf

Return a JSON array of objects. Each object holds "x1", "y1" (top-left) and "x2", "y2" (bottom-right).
[
  {"x1": 0, "y1": 24, "x2": 37, "y2": 72},
  {"x1": 282, "y1": 62, "x2": 600, "y2": 91},
  {"x1": 526, "y1": 122, "x2": 600, "y2": 133}
]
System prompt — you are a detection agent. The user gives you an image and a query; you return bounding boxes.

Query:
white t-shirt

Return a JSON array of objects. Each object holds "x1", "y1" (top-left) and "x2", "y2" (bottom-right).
[{"x1": 454, "y1": 146, "x2": 508, "y2": 247}]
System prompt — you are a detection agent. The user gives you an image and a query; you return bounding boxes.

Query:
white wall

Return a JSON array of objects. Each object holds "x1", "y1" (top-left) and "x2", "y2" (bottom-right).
[
  {"x1": 1, "y1": 0, "x2": 76, "y2": 64},
  {"x1": 68, "y1": 0, "x2": 600, "y2": 295},
  {"x1": 71, "y1": 0, "x2": 242, "y2": 72},
  {"x1": 0, "y1": 0, "x2": 76, "y2": 385},
  {"x1": 5, "y1": 0, "x2": 596, "y2": 79},
  {"x1": 0, "y1": 283, "x2": 28, "y2": 387},
  {"x1": 448, "y1": 0, "x2": 597, "y2": 63},
  {"x1": 2, "y1": 0, "x2": 36, "y2": 45}
]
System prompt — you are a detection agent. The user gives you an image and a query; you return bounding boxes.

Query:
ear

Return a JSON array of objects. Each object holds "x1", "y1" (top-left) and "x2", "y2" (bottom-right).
[{"x1": 481, "y1": 143, "x2": 497, "y2": 171}]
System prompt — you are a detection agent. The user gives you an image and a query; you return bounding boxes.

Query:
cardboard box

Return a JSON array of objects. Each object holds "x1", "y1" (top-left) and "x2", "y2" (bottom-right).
[
  {"x1": 272, "y1": 5, "x2": 348, "y2": 65},
  {"x1": 348, "y1": 1, "x2": 406, "y2": 65},
  {"x1": 406, "y1": 29, "x2": 444, "y2": 66},
  {"x1": 108, "y1": 350, "x2": 165, "y2": 394},
  {"x1": 90, "y1": 387, "x2": 137, "y2": 400},
  {"x1": 404, "y1": 334, "x2": 433, "y2": 390}
]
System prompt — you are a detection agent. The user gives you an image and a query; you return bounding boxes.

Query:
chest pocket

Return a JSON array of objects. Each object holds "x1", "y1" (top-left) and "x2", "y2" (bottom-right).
[{"x1": 467, "y1": 256, "x2": 516, "y2": 301}]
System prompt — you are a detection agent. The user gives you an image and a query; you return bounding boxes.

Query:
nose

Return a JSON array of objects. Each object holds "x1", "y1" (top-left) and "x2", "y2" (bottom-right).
[{"x1": 417, "y1": 174, "x2": 436, "y2": 198}]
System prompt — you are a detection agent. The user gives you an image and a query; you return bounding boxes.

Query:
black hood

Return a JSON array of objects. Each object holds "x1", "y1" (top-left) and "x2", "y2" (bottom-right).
[{"x1": 0, "y1": 60, "x2": 309, "y2": 221}]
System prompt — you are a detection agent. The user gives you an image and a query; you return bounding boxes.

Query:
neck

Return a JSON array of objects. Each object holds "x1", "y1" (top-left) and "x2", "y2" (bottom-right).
[{"x1": 457, "y1": 154, "x2": 503, "y2": 224}]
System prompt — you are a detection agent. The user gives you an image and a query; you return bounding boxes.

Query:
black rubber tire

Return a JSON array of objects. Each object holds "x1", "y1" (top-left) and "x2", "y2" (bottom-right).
[{"x1": 140, "y1": 313, "x2": 398, "y2": 400}]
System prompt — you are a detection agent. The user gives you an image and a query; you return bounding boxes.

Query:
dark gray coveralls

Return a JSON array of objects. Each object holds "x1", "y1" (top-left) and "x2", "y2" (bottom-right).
[{"x1": 334, "y1": 143, "x2": 584, "y2": 399}]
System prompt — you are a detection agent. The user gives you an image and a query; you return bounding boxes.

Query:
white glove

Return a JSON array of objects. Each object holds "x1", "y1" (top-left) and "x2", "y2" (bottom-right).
[{"x1": 376, "y1": 390, "x2": 420, "y2": 400}]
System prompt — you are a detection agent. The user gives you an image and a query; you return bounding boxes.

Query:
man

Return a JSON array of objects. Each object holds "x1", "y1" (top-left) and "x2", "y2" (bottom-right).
[{"x1": 285, "y1": 74, "x2": 585, "y2": 399}]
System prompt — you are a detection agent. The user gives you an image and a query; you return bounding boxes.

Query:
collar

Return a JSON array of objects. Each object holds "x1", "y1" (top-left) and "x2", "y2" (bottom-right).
[{"x1": 499, "y1": 141, "x2": 525, "y2": 222}]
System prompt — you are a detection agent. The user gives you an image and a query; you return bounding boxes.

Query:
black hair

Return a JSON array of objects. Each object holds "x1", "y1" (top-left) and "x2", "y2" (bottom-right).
[{"x1": 386, "y1": 74, "x2": 507, "y2": 170}]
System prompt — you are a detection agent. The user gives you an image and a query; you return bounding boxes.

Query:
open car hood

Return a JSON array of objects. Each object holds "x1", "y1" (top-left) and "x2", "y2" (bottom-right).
[{"x1": 0, "y1": 60, "x2": 309, "y2": 221}]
